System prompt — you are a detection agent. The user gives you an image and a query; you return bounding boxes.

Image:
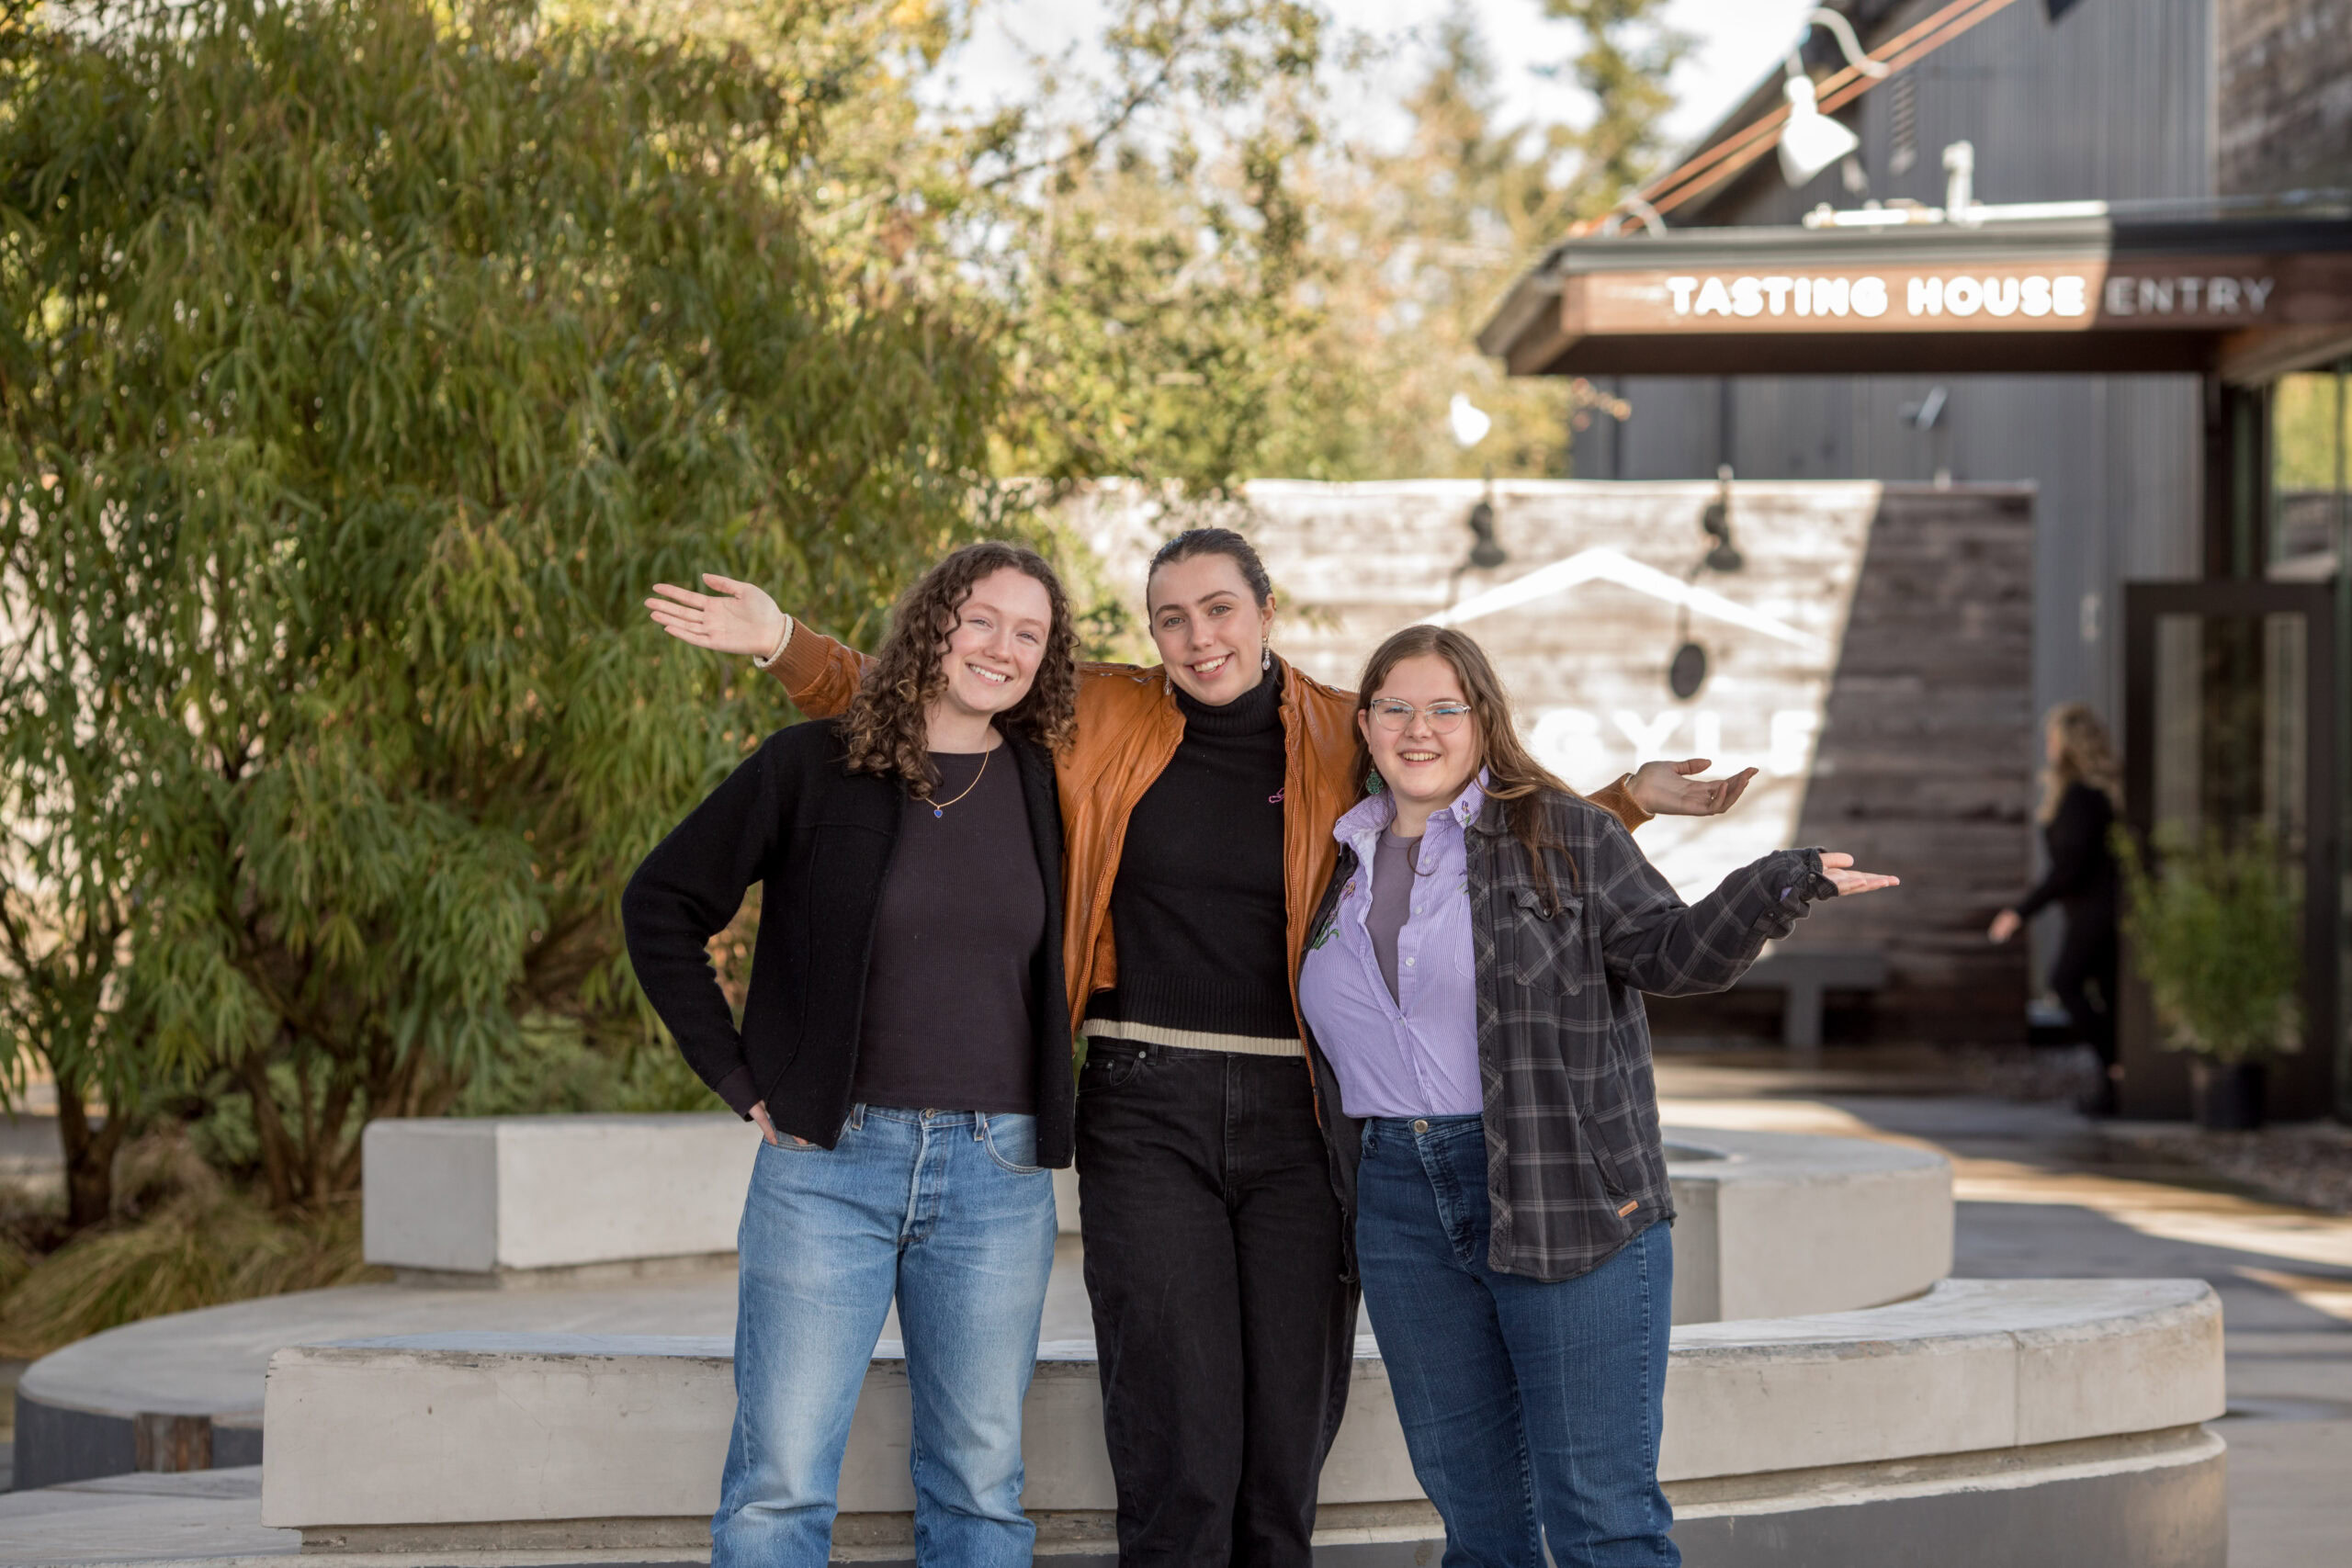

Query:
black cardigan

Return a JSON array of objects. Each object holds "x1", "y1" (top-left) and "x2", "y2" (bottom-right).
[{"x1": 621, "y1": 718, "x2": 1076, "y2": 1167}]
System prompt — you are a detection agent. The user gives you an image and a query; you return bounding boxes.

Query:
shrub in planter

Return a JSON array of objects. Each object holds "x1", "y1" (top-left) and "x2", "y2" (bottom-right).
[{"x1": 2114, "y1": 823, "x2": 2301, "y2": 1129}]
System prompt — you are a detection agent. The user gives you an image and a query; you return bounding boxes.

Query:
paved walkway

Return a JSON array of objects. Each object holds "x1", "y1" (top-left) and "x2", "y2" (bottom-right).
[
  {"x1": 1, "y1": 1065, "x2": 2345, "y2": 1565},
  {"x1": 1656, "y1": 1057, "x2": 2352, "y2": 1568}
]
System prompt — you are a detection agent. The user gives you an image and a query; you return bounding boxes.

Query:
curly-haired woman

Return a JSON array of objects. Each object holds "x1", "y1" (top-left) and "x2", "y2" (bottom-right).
[
  {"x1": 644, "y1": 530, "x2": 1751, "y2": 1568},
  {"x1": 1987, "y1": 702, "x2": 2123, "y2": 1113},
  {"x1": 623, "y1": 541, "x2": 1081, "y2": 1568},
  {"x1": 1297, "y1": 626, "x2": 1896, "y2": 1568}
]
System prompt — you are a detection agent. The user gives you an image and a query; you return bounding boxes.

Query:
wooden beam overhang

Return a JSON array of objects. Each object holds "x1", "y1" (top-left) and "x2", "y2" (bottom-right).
[{"x1": 1478, "y1": 215, "x2": 2352, "y2": 380}]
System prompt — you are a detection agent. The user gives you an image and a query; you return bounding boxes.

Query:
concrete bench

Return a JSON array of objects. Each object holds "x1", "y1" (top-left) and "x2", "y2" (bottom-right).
[
  {"x1": 361, "y1": 1115, "x2": 1085, "y2": 1285},
  {"x1": 9, "y1": 1123, "x2": 1943, "y2": 1493},
  {"x1": 1732, "y1": 946, "x2": 1889, "y2": 1049},
  {"x1": 258, "y1": 1279, "x2": 2223, "y2": 1566},
  {"x1": 361, "y1": 1114, "x2": 758, "y2": 1280},
  {"x1": 1661, "y1": 1127, "x2": 1950, "y2": 1324}
]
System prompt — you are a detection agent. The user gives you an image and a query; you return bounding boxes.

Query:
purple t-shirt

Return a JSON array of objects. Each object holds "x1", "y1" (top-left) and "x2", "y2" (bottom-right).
[{"x1": 1297, "y1": 778, "x2": 1486, "y2": 1119}]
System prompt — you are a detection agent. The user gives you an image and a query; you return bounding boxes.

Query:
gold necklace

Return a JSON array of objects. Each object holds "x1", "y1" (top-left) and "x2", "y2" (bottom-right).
[{"x1": 929, "y1": 743, "x2": 994, "y2": 818}]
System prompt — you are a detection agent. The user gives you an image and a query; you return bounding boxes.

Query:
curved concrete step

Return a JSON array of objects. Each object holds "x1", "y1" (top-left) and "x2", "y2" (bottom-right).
[
  {"x1": 256, "y1": 1277, "x2": 2221, "y2": 1536},
  {"x1": 16, "y1": 1122, "x2": 1950, "y2": 1493}
]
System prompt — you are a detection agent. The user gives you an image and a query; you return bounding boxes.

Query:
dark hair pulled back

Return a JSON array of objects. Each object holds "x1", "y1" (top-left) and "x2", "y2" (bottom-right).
[{"x1": 1147, "y1": 527, "x2": 1273, "y2": 607}]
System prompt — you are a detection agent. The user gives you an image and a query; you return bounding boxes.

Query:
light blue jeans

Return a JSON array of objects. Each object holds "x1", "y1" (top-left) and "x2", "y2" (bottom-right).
[{"x1": 713, "y1": 1105, "x2": 1059, "y2": 1568}]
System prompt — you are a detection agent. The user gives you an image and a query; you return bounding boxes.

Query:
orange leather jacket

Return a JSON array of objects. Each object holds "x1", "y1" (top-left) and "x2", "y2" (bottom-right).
[{"x1": 766, "y1": 626, "x2": 1650, "y2": 1043}]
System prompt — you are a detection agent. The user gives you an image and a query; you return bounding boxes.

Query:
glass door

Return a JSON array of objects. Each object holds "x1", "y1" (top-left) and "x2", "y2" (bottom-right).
[{"x1": 2122, "y1": 581, "x2": 2340, "y2": 1121}]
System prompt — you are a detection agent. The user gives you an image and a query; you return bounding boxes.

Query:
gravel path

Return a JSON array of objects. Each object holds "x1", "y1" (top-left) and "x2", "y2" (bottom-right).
[{"x1": 2102, "y1": 1120, "x2": 2352, "y2": 1215}]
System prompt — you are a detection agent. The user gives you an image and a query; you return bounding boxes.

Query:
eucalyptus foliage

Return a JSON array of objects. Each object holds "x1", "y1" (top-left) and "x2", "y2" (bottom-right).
[
  {"x1": 0, "y1": 0, "x2": 1008, "y2": 1211},
  {"x1": 2115, "y1": 825, "x2": 2304, "y2": 1065}
]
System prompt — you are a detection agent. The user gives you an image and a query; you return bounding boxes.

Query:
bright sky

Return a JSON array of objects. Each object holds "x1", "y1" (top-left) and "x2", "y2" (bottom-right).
[{"x1": 939, "y1": 0, "x2": 1820, "y2": 155}]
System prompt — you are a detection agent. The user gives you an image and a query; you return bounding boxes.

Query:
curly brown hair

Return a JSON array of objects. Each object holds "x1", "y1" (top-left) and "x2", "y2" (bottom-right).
[{"x1": 839, "y1": 542, "x2": 1080, "y2": 799}]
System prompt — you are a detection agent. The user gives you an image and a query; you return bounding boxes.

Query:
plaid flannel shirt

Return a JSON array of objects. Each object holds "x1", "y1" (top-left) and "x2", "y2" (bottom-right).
[{"x1": 1305, "y1": 790, "x2": 1838, "y2": 1283}]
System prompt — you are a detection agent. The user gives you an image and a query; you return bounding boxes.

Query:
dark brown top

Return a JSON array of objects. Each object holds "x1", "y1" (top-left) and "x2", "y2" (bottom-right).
[{"x1": 851, "y1": 744, "x2": 1046, "y2": 1113}]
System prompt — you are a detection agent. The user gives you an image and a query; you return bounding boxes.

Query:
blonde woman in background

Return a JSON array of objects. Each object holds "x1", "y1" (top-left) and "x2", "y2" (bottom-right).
[{"x1": 1988, "y1": 703, "x2": 2123, "y2": 1115}]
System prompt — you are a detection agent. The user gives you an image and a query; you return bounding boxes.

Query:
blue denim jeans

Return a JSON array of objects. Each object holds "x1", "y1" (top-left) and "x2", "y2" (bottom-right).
[
  {"x1": 713, "y1": 1105, "x2": 1059, "y2": 1568},
  {"x1": 1355, "y1": 1115, "x2": 1679, "y2": 1568}
]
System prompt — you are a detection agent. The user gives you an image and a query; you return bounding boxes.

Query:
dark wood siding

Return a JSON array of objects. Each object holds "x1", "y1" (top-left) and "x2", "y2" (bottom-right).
[{"x1": 1575, "y1": 0, "x2": 2213, "y2": 729}]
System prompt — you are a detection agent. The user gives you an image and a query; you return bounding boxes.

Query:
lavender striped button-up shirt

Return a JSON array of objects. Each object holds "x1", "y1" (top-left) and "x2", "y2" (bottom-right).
[{"x1": 1297, "y1": 777, "x2": 1486, "y2": 1118}]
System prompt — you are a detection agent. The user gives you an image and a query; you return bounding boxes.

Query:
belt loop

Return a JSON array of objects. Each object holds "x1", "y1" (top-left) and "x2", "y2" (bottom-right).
[
  {"x1": 848, "y1": 1102, "x2": 866, "y2": 1132},
  {"x1": 973, "y1": 1112, "x2": 988, "y2": 1142}
]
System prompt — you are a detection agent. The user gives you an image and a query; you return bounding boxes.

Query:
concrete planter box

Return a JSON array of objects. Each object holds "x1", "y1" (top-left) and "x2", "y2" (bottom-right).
[{"x1": 361, "y1": 1114, "x2": 759, "y2": 1278}]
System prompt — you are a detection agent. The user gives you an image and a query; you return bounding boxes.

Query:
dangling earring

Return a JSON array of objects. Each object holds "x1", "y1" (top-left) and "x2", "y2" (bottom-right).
[
  {"x1": 1261, "y1": 641, "x2": 1272, "y2": 672},
  {"x1": 1365, "y1": 766, "x2": 1385, "y2": 795}
]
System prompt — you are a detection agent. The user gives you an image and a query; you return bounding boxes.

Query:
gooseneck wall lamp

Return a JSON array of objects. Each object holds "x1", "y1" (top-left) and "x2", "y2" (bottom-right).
[{"x1": 1779, "y1": 8, "x2": 1890, "y2": 188}]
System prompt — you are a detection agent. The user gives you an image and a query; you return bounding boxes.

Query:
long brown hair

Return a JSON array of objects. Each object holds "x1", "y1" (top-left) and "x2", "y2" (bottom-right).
[
  {"x1": 839, "y1": 543, "x2": 1080, "y2": 800},
  {"x1": 2039, "y1": 701, "x2": 2121, "y2": 823},
  {"x1": 1353, "y1": 625, "x2": 1580, "y2": 908}
]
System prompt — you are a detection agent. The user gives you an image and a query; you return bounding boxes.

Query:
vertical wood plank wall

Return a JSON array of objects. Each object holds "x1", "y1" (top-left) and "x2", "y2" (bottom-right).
[{"x1": 1781, "y1": 487, "x2": 2036, "y2": 1042}]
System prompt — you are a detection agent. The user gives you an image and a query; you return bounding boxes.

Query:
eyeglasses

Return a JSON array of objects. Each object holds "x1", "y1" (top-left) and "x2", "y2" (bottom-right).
[{"x1": 1366, "y1": 699, "x2": 1473, "y2": 734}]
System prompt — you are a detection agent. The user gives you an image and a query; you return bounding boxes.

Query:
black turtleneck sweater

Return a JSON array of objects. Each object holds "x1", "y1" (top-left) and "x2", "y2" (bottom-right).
[{"x1": 1084, "y1": 667, "x2": 1298, "y2": 1051}]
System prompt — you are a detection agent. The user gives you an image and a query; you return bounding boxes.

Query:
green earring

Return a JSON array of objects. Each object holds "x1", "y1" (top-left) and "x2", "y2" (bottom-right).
[{"x1": 1365, "y1": 767, "x2": 1385, "y2": 794}]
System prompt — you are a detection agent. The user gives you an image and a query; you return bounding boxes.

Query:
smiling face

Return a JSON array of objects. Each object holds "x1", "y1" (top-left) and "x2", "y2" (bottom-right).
[
  {"x1": 935, "y1": 566, "x2": 1053, "y2": 728},
  {"x1": 1360, "y1": 652, "x2": 1483, "y2": 821},
  {"x1": 1148, "y1": 551, "x2": 1274, "y2": 705}
]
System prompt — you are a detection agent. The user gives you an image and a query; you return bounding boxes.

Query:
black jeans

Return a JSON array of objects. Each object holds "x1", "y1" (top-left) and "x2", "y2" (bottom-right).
[
  {"x1": 1076, "y1": 1042, "x2": 1358, "y2": 1568},
  {"x1": 2051, "y1": 898, "x2": 2119, "y2": 1068}
]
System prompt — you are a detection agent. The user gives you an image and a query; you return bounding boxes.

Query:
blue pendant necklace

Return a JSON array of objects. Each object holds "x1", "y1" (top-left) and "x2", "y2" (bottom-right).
[{"x1": 930, "y1": 744, "x2": 994, "y2": 818}]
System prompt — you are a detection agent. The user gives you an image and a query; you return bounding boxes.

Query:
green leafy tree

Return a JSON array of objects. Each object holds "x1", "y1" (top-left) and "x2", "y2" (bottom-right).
[
  {"x1": 0, "y1": 0, "x2": 1011, "y2": 1214},
  {"x1": 1295, "y1": 0, "x2": 1689, "y2": 479},
  {"x1": 0, "y1": 0, "x2": 1696, "y2": 1243}
]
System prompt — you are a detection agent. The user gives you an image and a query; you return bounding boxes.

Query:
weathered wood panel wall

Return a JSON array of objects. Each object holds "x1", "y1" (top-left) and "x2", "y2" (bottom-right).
[
  {"x1": 1775, "y1": 486, "x2": 2036, "y2": 1042},
  {"x1": 1071, "y1": 479, "x2": 2034, "y2": 1043}
]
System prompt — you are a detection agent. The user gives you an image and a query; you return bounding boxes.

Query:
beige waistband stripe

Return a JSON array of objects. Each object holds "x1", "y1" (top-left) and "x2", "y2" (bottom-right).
[{"x1": 1085, "y1": 1021, "x2": 1306, "y2": 1058}]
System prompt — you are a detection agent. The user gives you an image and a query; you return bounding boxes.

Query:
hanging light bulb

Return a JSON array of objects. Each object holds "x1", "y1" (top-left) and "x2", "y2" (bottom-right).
[{"x1": 1448, "y1": 393, "x2": 1493, "y2": 450}]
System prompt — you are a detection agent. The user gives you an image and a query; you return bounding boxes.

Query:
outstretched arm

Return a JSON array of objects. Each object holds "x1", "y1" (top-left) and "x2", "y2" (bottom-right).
[
  {"x1": 646, "y1": 574, "x2": 870, "y2": 718},
  {"x1": 1588, "y1": 824, "x2": 1898, "y2": 998}
]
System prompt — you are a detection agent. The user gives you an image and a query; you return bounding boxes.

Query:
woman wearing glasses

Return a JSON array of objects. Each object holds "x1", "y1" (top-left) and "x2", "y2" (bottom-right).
[
  {"x1": 1297, "y1": 625, "x2": 1898, "y2": 1568},
  {"x1": 644, "y1": 530, "x2": 1753, "y2": 1568}
]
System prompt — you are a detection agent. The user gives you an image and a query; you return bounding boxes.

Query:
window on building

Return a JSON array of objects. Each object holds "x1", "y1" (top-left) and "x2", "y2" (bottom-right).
[{"x1": 2269, "y1": 367, "x2": 2350, "y2": 575}]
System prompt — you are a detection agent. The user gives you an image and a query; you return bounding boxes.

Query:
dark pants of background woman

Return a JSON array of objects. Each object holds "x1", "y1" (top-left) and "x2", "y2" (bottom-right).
[
  {"x1": 2050, "y1": 896, "x2": 2119, "y2": 1071},
  {"x1": 1076, "y1": 1042, "x2": 1358, "y2": 1568}
]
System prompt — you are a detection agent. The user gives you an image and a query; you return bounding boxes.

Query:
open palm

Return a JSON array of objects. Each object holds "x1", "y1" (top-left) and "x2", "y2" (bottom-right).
[
  {"x1": 1818, "y1": 852, "x2": 1899, "y2": 897},
  {"x1": 1630, "y1": 758, "x2": 1758, "y2": 818},
  {"x1": 646, "y1": 573, "x2": 788, "y2": 658}
]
